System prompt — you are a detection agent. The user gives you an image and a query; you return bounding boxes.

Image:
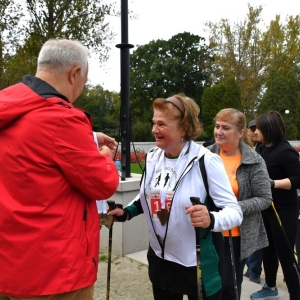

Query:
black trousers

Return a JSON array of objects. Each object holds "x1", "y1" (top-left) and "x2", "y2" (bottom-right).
[
  {"x1": 148, "y1": 232, "x2": 224, "y2": 298},
  {"x1": 222, "y1": 236, "x2": 246, "y2": 300},
  {"x1": 296, "y1": 219, "x2": 300, "y2": 266},
  {"x1": 262, "y1": 208, "x2": 300, "y2": 300},
  {"x1": 152, "y1": 284, "x2": 222, "y2": 300},
  {"x1": 295, "y1": 195, "x2": 300, "y2": 266}
]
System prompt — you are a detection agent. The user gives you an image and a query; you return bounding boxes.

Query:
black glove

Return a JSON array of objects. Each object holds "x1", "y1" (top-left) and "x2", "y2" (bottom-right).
[{"x1": 115, "y1": 207, "x2": 130, "y2": 222}]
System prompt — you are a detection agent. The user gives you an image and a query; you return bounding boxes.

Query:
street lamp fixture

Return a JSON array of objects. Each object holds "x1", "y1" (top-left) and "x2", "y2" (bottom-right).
[{"x1": 285, "y1": 110, "x2": 289, "y2": 140}]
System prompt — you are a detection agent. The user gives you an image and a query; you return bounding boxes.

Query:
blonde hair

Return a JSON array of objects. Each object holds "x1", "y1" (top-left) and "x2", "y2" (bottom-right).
[{"x1": 214, "y1": 108, "x2": 251, "y2": 145}]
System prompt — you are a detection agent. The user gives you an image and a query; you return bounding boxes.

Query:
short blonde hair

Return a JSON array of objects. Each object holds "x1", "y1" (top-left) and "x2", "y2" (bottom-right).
[{"x1": 214, "y1": 108, "x2": 251, "y2": 145}]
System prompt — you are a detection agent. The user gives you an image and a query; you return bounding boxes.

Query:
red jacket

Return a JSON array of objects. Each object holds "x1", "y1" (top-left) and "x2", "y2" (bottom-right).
[{"x1": 0, "y1": 77, "x2": 119, "y2": 297}]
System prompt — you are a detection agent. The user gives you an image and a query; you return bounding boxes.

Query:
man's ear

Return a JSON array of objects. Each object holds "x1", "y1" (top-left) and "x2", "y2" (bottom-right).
[{"x1": 69, "y1": 66, "x2": 81, "y2": 85}]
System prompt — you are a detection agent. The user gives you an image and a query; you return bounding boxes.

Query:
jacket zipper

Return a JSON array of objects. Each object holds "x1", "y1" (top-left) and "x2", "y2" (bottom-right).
[{"x1": 83, "y1": 206, "x2": 89, "y2": 255}]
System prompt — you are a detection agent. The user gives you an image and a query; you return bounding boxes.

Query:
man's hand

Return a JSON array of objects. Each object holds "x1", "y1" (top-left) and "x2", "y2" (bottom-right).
[
  {"x1": 99, "y1": 146, "x2": 114, "y2": 159},
  {"x1": 96, "y1": 132, "x2": 117, "y2": 151}
]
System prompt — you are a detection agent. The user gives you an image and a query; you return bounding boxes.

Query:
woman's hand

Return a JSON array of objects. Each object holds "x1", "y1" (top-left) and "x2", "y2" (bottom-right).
[
  {"x1": 108, "y1": 207, "x2": 128, "y2": 222},
  {"x1": 270, "y1": 178, "x2": 291, "y2": 190},
  {"x1": 108, "y1": 207, "x2": 124, "y2": 216},
  {"x1": 185, "y1": 204, "x2": 211, "y2": 228}
]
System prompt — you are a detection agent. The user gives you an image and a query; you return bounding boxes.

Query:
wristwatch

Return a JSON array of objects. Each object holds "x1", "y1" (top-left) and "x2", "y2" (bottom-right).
[{"x1": 270, "y1": 179, "x2": 275, "y2": 188}]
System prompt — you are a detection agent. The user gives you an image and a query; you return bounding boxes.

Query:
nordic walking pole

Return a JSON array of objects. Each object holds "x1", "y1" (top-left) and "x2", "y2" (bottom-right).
[
  {"x1": 271, "y1": 202, "x2": 300, "y2": 277},
  {"x1": 190, "y1": 196, "x2": 203, "y2": 300},
  {"x1": 106, "y1": 200, "x2": 116, "y2": 300},
  {"x1": 228, "y1": 230, "x2": 238, "y2": 300}
]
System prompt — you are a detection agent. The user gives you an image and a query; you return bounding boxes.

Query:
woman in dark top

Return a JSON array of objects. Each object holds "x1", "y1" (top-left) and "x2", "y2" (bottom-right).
[
  {"x1": 296, "y1": 188, "x2": 300, "y2": 269},
  {"x1": 250, "y1": 111, "x2": 300, "y2": 300}
]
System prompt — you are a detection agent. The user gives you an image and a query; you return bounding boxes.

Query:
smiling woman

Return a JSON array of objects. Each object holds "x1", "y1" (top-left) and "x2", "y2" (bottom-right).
[
  {"x1": 108, "y1": 94, "x2": 243, "y2": 300},
  {"x1": 151, "y1": 100, "x2": 187, "y2": 157}
]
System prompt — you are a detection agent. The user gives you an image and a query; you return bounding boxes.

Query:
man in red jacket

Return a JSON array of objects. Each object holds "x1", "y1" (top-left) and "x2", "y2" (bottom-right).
[{"x1": 0, "y1": 39, "x2": 119, "y2": 300}]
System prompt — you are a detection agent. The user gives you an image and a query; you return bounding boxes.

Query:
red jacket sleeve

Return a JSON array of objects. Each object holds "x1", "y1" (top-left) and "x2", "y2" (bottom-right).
[{"x1": 51, "y1": 109, "x2": 119, "y2": 200}]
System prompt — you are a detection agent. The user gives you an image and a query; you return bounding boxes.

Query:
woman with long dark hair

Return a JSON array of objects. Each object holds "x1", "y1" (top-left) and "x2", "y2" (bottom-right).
[{"x1": 251, "y1": 110, "x2": 300, "y2": 300}]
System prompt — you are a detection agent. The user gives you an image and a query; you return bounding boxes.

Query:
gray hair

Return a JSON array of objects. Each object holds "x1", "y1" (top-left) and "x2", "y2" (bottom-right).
[{"x1": 37, "y1": 39, "x2": 88, "y2": 76}]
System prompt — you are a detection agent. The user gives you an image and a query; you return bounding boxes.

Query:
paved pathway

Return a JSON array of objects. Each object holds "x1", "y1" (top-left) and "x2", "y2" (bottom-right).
[{"x1": 126, "y1": 250, "x2": 289, "y2": 300}]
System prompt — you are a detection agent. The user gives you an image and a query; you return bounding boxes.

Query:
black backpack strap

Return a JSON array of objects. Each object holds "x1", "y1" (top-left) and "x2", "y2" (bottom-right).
[
  {"x1": 199, "y1": 155, "x2": 220, "y2": 240},
  {"x1": 199, "y1": 155, "x2": 219, "y2": 212},
  {"x1": 199, "y1": 155, "x2": 209, "y2": 195}
]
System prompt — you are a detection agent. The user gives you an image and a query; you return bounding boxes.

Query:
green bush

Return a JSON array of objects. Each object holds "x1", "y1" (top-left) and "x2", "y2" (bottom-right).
[{"x1": 131, "y1": 121, "x2": 154, "y2": 142}]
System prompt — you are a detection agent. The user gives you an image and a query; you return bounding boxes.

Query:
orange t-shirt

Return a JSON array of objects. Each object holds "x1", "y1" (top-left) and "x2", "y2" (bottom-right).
[{"x1": 220, "y1": 151, "x2": 241, "y2": 237}]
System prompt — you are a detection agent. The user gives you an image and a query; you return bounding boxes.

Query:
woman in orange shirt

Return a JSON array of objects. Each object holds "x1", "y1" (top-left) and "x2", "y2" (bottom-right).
[{"x1": 207, "y1": 108, "x2": 272, "y2": 300}]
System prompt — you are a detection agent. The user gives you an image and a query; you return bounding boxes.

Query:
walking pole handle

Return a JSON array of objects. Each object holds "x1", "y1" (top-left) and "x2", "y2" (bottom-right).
[
  {"x1": 107, "y1": 200, "x2": 116, "y2": 210},
  {"x1": 107, "y1": 200, "x2": 123, "y2": 211},
  {"x1": 190, "y1": 197, "x2": 204, "y2": 232},
  {"x1": 190, "y1": 196, "x2": 201, "y2": 206}
]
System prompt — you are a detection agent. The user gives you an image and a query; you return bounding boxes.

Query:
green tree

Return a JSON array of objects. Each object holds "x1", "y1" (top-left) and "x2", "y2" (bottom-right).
[
  {"x1": 4, "y1": 36, "x2": 40, "y2": 85},
  {"x1": 205, "y1": 4, "x2": 266, "y2": 119},
  {"x1": 206, "y1": 4, "x2": 300, "y2": 122},
  {"x1": 0, "y1": 0, "x2": 24, "y2": 88},
  {"x1": 257, "y1": 70, "x2": 299, "y2": 139},
  {"x1": 130, "y1": 32, "x2": 215, "y2": 125},
  {"x1": 131, "y1": 121, "x2": 154, "y2": 142},
  {"x1": 262, "y1": 15, "x2": 300, "y2": 87},
  {"x1": 74, "y1": 85, "x2": 120, "y2": 134},
  {"x1": 25, "y1": 0, "x2": 115, "y2": 61},
  {"x1": 201, "y1": 84, "x2": 226, "y2": 137},
  {"x1": 202, "y1": 77, "x2": 242, "y2": 139},
  {"x1": 3, "y1": 0, "x2": 117, "y2": 87}
]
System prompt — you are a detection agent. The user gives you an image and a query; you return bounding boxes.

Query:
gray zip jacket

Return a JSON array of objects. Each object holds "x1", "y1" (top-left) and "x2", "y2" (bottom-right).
[{"x1": 208, "y1": 141, "x2": 272, "y2": 260}]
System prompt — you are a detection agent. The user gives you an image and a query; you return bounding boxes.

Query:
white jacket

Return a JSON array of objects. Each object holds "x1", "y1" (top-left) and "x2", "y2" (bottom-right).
[{"x1": 139, "y1": 141, "x2": 243, "y2": 266}]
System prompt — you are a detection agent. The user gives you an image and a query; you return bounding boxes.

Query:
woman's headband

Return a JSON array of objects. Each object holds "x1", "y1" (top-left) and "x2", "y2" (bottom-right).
[{"x1": 165, "y1": 97, "x2": 184, "y2": 116}]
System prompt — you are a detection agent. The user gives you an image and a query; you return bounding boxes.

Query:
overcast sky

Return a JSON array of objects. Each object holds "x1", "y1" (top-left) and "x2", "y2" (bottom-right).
[{"x1": 88, "y1": 0, "x2": 300, "y2": 91}]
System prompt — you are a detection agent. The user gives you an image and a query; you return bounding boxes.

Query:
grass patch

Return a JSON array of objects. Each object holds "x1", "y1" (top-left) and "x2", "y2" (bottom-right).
[
  {"x1": 99, "y1": 253, "x2": 108, "y2": 262},
  {"x1": 131, "y1": 163, "x2": 144, "y2": 174}
]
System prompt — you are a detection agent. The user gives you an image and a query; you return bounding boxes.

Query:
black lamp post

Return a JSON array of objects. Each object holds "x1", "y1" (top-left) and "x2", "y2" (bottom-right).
[
  {"x1": 285, "y1": 109, "x2": 289, "y2": 140},
  {"x1": 116, "y1": 0, "x2": 134, "y2": 180}
]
